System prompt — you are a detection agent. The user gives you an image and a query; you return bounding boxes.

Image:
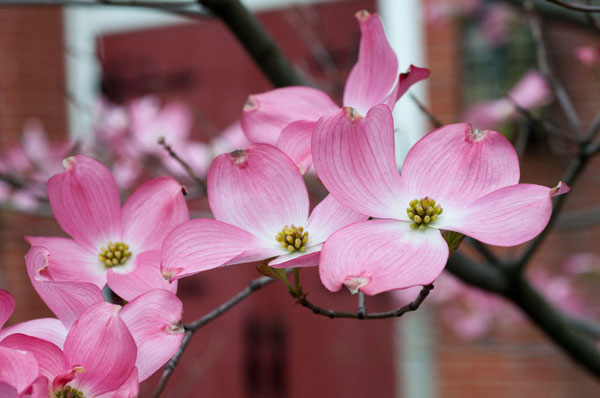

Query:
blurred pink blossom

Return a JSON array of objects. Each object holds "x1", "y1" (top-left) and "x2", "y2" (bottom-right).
[{"x1": 462, "y1": 70, "x2": 553, "y2": 130}]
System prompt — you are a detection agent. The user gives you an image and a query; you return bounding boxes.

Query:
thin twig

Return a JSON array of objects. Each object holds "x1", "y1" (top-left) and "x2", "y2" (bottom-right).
[
  {"x1": 546, "y1": 0, "x2": 600, "y2": 12},
  {"x1": 157, "y1": 137, "x2": 206, "y2": 191},
  {"x1": 357, "y1": 291, "x2": 366, "y2": 319},
  {"x1": 527, "y1": 3, "x2": 584, "y2": 138},
  {"x1": 152, "y1": 275, "x2": 277, "y2": 398},
  {"x1": 410, "y1": 93, "x2": 443, "y2": 128},
  {"x1": 292, "y1": 285, "x2": 434, "y2": 320}
]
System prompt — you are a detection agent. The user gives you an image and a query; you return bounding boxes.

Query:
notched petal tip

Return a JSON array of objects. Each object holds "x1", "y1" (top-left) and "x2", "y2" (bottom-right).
[
  {"x1": 343, "y1": 276, "x2": 370, "y2": 294},
  {"x1": 343, "y1": 107, "x2": 363, "y2": 122},
  {"x1": 62, "y1": 156, "x2": 76, "y2": 170},
  {"x1": 355, "y1": 9, "x2": 371, "y2": 21},
  {"x1": 466, "y1": 124, "x2": 489, "y2": 142},
  {"x1": 550, "y1": 181, "x2": 571, "y2": 197},
  {"x1": 243, "y1": 96, "x2": 258, "y2": 111},
  {"x1": 166, "y1": 321, "x2": 184, "y2": 334},
  {"x1": 228, "y1": 149, "x2": 249, "y2": 166}
]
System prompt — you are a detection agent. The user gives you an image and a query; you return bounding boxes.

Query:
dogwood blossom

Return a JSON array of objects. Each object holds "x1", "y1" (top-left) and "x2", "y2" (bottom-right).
[
  {"x1": 241, "y1": 10, "x2": 429, "y2": 173},
  {"x1": 161, "y1": 144, "x2": 366, "y2": 281},
  {"x1": 312, "y1": 105, "x2": 569, "y2": 295},
  {"x1": 26, "y1": 154, "x2": 188, "y2": 301}
]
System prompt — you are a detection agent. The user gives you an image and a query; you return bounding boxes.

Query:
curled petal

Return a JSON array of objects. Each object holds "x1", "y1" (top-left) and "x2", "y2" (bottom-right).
[
  {"x1": 122, "y1": 177, "x2": 189, "y2": 252},
  {"x1": 312, "y1": 105, "x2": 405, "y2": 218},
  {"x1": 382, "y1": 65, "x2": 430, "y2": 108},
  {"x1": 0, "y1": 346, "x2": 39, "y2": 393},
  {"x1": 305, "y1": 194, "x2": 368, "y2": 244},
  {"x1": 0, "y1": 290, "x2": 14, "y2": 330},
  {"x1": 108, "y1": 251, "x2": 177, "y2": 302},
  {"x1": 440, "y1": 183, "x2": 569, "y2": 246},
  {"x1": 47, "y1": 155, "x2": 121, "y2": 251},
  {"x1": 208, "y1": 144, "x2": 309, "y2": 240},
  {"x1": 319, "y1": 220, "x2": 448, "y2": 295},
  {"x1": 0, "y1": 334, "x2": 64, "y2": 381},
  {"x1": 119, "y1": 290, "x2": 184, "y2": 381},
  {"x1": 161, "y1": 219, "x2": 281, "y2": 281},
  {"x1": 65, "y1": 303, "x2": 137, "y2": 396},
  {"x1": 343, "y1": 11, "x2": 398, "y2": 114},
  {"x1": 25, "y1": 247, "x2": 104, "y2": 329},
  {"x1": 0, "y1": 319, "x2": 68, "y2": 349},
  {"x1": 277, "y1": 120, "x2": 316, "y2": 174},
  {"x1": 241, "y1": 87, "x2": 338, "y2": 144},
  {"x1": 400, "y1": 123, "x2": 520, "y2": 207},
  {"x1": 25, "y1": 236, "x2": 105, "y2": 288}
]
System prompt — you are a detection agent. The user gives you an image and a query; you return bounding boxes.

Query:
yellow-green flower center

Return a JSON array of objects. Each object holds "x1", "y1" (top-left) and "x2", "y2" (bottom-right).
[
  {"x1": 275, "y1": 225, "x2": 309, "y2": 252},
  {"x1": 406, "y1": 197, "x2": 443, "y2": 230},
  {"x1": 55, "y1": 386, "x2": 85, "y2": 398},
  {"x1": 98, "y1": 241, "x2": 132, "y2": 269}
]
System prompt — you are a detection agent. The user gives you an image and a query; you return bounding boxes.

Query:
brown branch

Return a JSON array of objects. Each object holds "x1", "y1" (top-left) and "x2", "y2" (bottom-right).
[
  {"x1": 157, "y1": 137, "x2": 206, "y2": 192},
  {"x1": 546, "y1": 0, "x2": 600, "y2": 12},
  {"x1": 291, "y1": 285, "x2": 434, "y2": 320},
  {"x1": 152, "y1": 275, "x2": 278, "y2": 398},
  {"x1": 410, "y1": 93, "x2": 443, "y2": 128}
]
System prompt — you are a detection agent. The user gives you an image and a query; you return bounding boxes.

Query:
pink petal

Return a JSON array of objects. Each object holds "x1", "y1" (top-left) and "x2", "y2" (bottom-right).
[
  {"x1": 0, "y1": 319, "x2": 67, "y2": 349},
  {"x1": 119, "y1": 290, "x2": 184, "y2": 381},
  {"x1": 441, "y1": 183, "x2": 568, "y2": 246},
  {"x1": 208, "y1": 144, "x2": 309, "y2": 240},
  {"x1": 319, "y1": 220, "x2": 448, "y2": 295},
  {"x1": 107, "y1": 251, "x2": 177, "y2": 302},
  {"x1": 268, "y1": 246, "x2": 322, "y2": 268},
  {"x1": 20, "y1": 377, "x2": 48, "y2": 398},
  {"x1": 304, "y1": 194, "x2": 369, "y2": 245},
  {"x1": 343, "y1": 11, "x2": 398, "y2": 115},
  {"x1": 400, "y1": 123, "x2": 520, "y2": 207},
  {"x1": 102, "y1": 368, "x2": 138, "y2": 398},
  {"x1": 47, "y1": 155, "x2": 121, "y2": 252},
  {"x1": 382, "y1": 65, "x2": 431, "y2": 108},
  {"x1": 0, "y1": 334, "x2": 64, "y2": 381},
  {"x1": 0, "y1": 347, "x2": 39, "y2": 393},
  {"x1": 277, "y1": 120, "x2": 315, "y2": 174},
  {"x1": 0, "y1": 291, "x2": 14, "y2": 329},
  {"x1": 25, "y1": 237, "x2": 105, "y2": 289},
  {"x1": 312, "y1": 105, "x2": 405, "y2": 218},
  {"x1": 64, "y1": 303, "x2": 136, "y2": 396},
  {"x1": 161, "y1": 219, "x2": 280, "y2": 281},
  {"x1": 122, "y1": 177, "x2": 189, "y2": 252},
  {"x1": 0, "y1": 383, "x2": 17, "y2": 398},
  {"x1": 25, "y1": 247, "x2": 104, "y2": 329},
  {"x1": 241, "y1": 87, "x2": 338, "y2": 145}
]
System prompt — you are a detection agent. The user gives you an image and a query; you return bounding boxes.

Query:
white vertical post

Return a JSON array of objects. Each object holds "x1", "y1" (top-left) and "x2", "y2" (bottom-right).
[
  {"x1": 378, "y1": 0, "x2": 429, "y2": 166},
  {"x1": 377, "y1": 1, "x2": 436, "y2": 398}
]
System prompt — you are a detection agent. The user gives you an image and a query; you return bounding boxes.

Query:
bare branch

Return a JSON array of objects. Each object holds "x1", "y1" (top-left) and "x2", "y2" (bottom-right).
[
  {"x1": 291, "y1": 285, "x2": 434, "y2": 320},
  {"x1": 157, "y1": 137, "x2": 206, "y2": 191},
  {"x1": 545, "y1": 0, "x2": 600, "y2": 12},
  {"x1": 526, "y1": 3, "x2": 585, "y2": 138},
  {"x1": 410, "y1": 93, "x2": 443, "y2": 128}
]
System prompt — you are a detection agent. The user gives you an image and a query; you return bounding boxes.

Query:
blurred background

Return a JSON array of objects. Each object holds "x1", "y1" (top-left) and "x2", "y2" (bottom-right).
[{"x1": 0, "y1": 0, "x2": 599, "y2": 396}]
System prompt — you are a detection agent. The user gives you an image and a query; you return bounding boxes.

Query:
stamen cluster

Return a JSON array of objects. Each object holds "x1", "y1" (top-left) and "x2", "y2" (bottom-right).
[
  {"x1": 276, "y1": 225, "x2": 309, "y2": 252},
  {"x1": 406, "y1": 197, "x2": 443, "y2": 230},
  {"x1": 99, "y1": 241, "x2": 132, "y2": 268},
  {"x1": 54, "y1": 386, "x2": 85, "y2": 398}
]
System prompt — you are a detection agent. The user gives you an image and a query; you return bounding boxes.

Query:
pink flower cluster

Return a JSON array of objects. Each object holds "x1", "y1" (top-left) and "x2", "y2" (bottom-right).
[{"x1": 2, "y1": 9, "x2": 567, "y2": 393}]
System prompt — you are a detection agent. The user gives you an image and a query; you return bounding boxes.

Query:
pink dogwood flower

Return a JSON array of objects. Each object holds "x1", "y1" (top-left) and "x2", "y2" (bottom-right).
[
  {"x1": 241, "y1": 10, "x2": 429, "y2": 173},
  {"x1": 312, "y1": 104, "x2": 569, "y2": 295},
  {"x1": 462, "y1": 70, "x2": 553, "y2": 130},
  {"x1": 161, "y1": 144, "x2": 367, "y2": 281},
  {"x1": 26, "y1": 154, "x2": 189, "y2": 301},
  {"x1": 22, "y1": 246, "x2": 185, "y2": 385}
]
